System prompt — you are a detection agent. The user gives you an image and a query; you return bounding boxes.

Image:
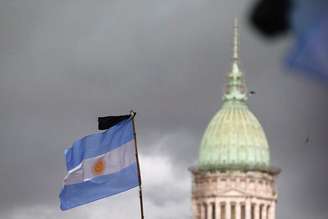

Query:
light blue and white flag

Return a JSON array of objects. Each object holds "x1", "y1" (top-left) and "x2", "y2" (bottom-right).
[{"x1": 59, "y1": 118, "x2": 139, "y2": 210}]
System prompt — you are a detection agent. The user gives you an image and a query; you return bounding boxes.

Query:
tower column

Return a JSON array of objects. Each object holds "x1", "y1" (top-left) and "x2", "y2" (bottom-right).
[
  {"x1": 216, "y1": 201, "x2": 221, "y2": 219},
  {"x1": 262, "y1": 204, "x2": 267, "y2": 219},
  {"x1": 226, "y1": 202, "x2": 231, "y2": 219},
  {"x1": 236, "y1": 201, "x2": 241, "y2": 219},
  {"x1": 208, "y1": 201, "x2": 213, "y2": 219},
  {"x1": 245, "y1": 199, "x2": 251, "y2": 219},
  {"x1": 270, "y1": 201, "x2": 276, "y2": 219}
]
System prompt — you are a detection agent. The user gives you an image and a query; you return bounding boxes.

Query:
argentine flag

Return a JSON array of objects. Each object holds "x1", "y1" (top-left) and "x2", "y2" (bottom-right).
[{"x1": 59, "y1": 117, "x2": 139, "y2": 210}]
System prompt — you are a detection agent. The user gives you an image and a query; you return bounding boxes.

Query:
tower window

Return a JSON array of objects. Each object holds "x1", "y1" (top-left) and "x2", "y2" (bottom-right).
[
  {"x1": 241, "y1": 204, "x2": 246, "y2": 219},
  {"x1": 259, "y1": 204, "x2": 263, "y2": 219},
  {"x1": 221, "y1": 203, "x2": 226, "y2": 219},
  {"x1": 231, "y1": 203, "x2": 236, "y2": 219},
  {"x1": 211, "y1": 202, "x2": 216, "y2": 219},
  {"x1": 251, "y1": 204, "x2": 255, "y2": 219},
  {"x1": 267, "y1": 205, "x2": 271, "y2": 219},
  {"x1": 204, "y1": 203, "x2": 208, "y2": 219}
]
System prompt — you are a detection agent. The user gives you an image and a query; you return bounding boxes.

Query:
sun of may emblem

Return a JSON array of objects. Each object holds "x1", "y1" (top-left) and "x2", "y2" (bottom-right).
[{"x1": 92, "y1": 157, "x2": 106, "y2": 176}]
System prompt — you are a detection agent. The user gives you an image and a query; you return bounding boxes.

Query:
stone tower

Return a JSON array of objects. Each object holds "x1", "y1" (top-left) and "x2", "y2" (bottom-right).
[{"x1": 191, "y1": 19, "x2": 280, "y2": 219}]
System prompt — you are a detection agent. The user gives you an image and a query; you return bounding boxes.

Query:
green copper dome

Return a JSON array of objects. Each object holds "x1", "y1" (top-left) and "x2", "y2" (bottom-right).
[{"x1": 198, "y1": 20, "x2": 270, "y2": 171}]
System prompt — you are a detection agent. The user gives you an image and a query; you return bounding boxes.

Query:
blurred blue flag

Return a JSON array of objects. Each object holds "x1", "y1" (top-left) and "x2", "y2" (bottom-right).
[
  {"x1": 287, "y1": 0, "x2": 328, "y2": 81},
  {"x1": 59, "y1": 117, "x2": 139, "y2": 210}
]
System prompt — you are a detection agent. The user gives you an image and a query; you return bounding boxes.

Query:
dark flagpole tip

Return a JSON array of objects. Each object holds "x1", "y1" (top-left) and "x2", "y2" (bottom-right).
[{"x1": 130, "y1": 110, "x2": 136, "y2": 118}]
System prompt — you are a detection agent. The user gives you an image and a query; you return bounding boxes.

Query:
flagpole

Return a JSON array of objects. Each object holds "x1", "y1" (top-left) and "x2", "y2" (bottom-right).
[{"x1": 130, "y1": 111, "x2": 145, "y2": 219}]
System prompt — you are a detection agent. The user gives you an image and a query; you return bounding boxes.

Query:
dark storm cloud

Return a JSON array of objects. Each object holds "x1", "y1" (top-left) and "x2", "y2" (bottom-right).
[{"x1": 0, "y1": 0, "x2": 327, "y2": 218}]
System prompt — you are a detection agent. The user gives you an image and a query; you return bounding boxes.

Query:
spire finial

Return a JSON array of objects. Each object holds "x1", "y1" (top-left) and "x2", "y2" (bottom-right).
[
  {"x1": 223, "y1": 18, "x2": 248, "y2": 102},
  {"x1": 233, "y1": 18, "x2": 239, "y2": 61}
]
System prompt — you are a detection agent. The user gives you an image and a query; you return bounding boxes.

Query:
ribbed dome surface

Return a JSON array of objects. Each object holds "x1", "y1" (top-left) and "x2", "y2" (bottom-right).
[
  {"x1": 198, "y1": 101, "x2": 270, "y2": 170},
  {"x1": 198, "y1": 20, "x2": 271, "y2": 171}
]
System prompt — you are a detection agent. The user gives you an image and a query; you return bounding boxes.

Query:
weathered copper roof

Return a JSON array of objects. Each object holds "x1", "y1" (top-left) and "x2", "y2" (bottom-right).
[{"x1": 198, "y1": 19, "x2": 271, "y2": 171}]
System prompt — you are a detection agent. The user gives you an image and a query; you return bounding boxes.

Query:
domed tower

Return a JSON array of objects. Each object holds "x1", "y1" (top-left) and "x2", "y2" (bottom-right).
[{"x1": 191, "y1": 20, "x2": 280, "y2": 219}]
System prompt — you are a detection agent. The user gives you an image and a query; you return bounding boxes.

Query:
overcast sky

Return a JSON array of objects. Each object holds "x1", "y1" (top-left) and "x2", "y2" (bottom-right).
[{"x1": 0, "y1": 0, "x2": 327, "y2": 219}]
